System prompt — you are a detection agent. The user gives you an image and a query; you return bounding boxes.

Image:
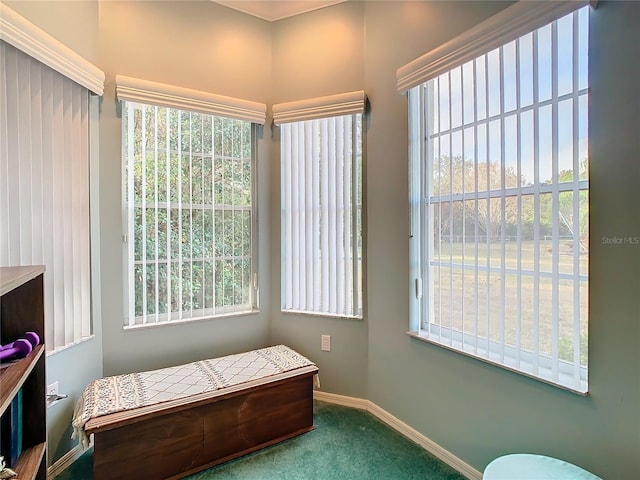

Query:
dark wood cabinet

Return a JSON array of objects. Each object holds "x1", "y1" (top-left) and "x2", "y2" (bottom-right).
[{"x1": 1, "y1": 266, "x2": 47, "y2": 480}]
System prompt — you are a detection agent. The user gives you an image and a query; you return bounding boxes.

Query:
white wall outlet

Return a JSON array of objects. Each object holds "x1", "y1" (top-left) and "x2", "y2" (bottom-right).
[
  {"x1": 47, "y1": 381, "x2": 59, "y2": 398},
  {"x1": 321, "y1": 334, "x2": 331, "y2": 352}
]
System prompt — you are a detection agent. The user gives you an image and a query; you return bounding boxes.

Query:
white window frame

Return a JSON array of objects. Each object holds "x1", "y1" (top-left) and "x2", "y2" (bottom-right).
[
  {"x1": 0, "y1": 4, "x2": 104, "y2": 353},
  {"x1": 117, "y1": 76, "x2": 266, "y2": 328},
  {"x1": 274, "y1": 92, "x2": 366, "y2": 319},
  {"x1": 399, "y1": 1, "x2": 591, "y2": 393}
]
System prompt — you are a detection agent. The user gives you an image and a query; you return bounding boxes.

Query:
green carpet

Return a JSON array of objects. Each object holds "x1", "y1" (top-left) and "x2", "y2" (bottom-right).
[{"x1": 57, "y1": 401, "x2": 466, "y2": 480}]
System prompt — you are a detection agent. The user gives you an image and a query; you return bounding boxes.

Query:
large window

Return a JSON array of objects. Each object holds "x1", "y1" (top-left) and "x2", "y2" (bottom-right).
[
  {"x1": 404, "y1": 4, "x2": 589, "y2": 392},
  {"x1": 0, "y1": 17, "x2": 104, "y2": 352},
  {"x1": 119, "y1": 76, "x2": 266, "y2": 327},
  {"x1": 275, "y1": 92, "x2": 365, "y2": 318}
]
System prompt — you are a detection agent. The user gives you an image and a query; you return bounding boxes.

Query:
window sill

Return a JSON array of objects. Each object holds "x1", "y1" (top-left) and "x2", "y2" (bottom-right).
[
  {"x1": 407, "y1": 330, "x2": 588, "y2": 396},
  {"x1": 123, "y1": 308, "x2": 261, "y2": 331},
  {"x1": 46, "y1": 335, "x2": 96, "y2": 357},
  {"x1": 281, "y1": 309, "x2": 363, "y2": 321}
]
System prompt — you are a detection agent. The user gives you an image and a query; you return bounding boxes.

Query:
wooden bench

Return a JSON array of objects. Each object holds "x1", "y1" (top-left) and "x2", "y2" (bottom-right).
[{"x1": 74, "y1": 346, "x2": 318, "y2": 480}]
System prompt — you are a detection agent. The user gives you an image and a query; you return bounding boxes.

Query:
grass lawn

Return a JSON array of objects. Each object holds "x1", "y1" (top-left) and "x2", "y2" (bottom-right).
[{"x1": 427, "y1": 240, "x2": 588, "y2": 364}]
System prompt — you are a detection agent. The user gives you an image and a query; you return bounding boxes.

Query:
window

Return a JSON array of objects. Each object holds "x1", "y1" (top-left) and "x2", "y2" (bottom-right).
[
  {"x1": 402, "y1": 3, "x2": 590, "y2": 392},
  {"x1": 0, "y1": 3, "x2": 104, "y2": 352},
  {"x1": 0, "y1": 42, "x2": 91, "y2": 351},
  {"x1": 118, "y1": 76, "x2": 266, "y2": 327},
  {"x1": 274, "y1": 92, "x2": 365, "y2": 318}
]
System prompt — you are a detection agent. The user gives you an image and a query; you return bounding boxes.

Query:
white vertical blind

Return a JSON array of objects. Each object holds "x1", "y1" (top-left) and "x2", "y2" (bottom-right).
[
  {"x1": 280, "y1": 114, "x2": 363, "y2": 318},
  {"x1": 0, "y1": 41, "x2": 92, "y2": 351}
]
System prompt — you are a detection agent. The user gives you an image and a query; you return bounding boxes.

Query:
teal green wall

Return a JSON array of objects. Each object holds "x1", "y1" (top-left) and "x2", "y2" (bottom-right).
[
  {"x1": 361, "y1": 2, "x2": 639, "y2": 479},
  {"x1": 96, "y1": 0, "x2": 273, "y2": 377},
  {"x1": 270, "y1": 1, "x2": 639, "y2": 478},
  {"x1": 6, "y1": 1, "x2": 639, "y2": 478},
  {"x1": 269, "y1": 0, "x2": 369, "y2": 399}
]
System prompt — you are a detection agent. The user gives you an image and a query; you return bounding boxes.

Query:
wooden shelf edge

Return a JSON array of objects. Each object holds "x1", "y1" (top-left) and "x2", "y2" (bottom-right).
[
  {"x1": 0, "y1": 345, "x2": 45, "y2": 415},
  {"x1": 0, "y1": 265, "x2": 45, "y2": 296},
  {"x1": 13, "y1": 442, "x2": 46, "y2": 480}
]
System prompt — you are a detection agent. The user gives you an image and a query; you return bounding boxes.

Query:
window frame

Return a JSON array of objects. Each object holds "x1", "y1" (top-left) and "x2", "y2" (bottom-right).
[
  {"x1": 116, "y1": 76, "x2": 266, "y2": 329},
  {"x1": 274, "y1": 91, "x2": 366, "y2": 319},
  {"x1": 0, "y1": 3, "x2": 104, "y2": 354},
  {"x1": 403, "y1": 1, "x2": 591, "y2": 394}
]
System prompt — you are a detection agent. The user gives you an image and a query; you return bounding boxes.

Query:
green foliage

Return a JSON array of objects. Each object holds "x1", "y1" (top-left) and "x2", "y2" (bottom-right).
[
  {"x1": 559, "y1": 332, "x2": 588, "y2": 366},
  {"x1": 124, "y1": 103, "x2": 253, "y2": 320}
]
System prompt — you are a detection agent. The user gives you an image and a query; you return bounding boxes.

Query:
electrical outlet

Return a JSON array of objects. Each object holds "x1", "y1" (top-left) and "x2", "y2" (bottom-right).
[
  {"x1": 321, "y1": 335, "x2": 331, "y2": 352},
  {"x1": 47, "y1": 381, "x2": 59, "y2": 398}
]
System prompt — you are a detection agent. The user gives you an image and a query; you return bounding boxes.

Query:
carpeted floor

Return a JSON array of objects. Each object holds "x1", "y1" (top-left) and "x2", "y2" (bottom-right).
[{"x1": 57, "y1": 401, "x2": 466, "y2": 480}]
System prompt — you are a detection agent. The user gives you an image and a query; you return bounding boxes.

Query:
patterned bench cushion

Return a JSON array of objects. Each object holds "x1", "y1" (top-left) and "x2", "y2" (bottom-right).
[{"x1": 72, "y1": 345, "x2": 316, "y2": 447}]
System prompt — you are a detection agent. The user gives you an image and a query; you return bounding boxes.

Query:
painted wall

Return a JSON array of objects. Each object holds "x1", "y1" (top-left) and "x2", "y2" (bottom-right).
[
  {"x1": 2, "y1": 0, "x2": 104, "y2": 465},
  {"x1": 97, "y1": 0, "x2": 273, "y2": 378},
  {"x1": 362, "y1": 1, "x2": 640, "y2": 479},
  {"x1": 269, "y1": 0, "x2": 369, "y2": 398},
  {"x1": 6, "y1": 1, "x2": 639, "y2": 477}
]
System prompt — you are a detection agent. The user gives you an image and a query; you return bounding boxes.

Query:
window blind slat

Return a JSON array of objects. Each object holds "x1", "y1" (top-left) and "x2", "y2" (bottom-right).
[
  {"x1": 320, "y1": 120, "x2": 330, "y2": 313},
  {"x1": 0, "y1": 44, "x2": 9, "y2": 266},
  {"x1": 188, "y1": 112, "x2": 194, "y2": 318},
  {"x1": 551, "y1": 19, "x2": 560, "y2": 382},
  {"x1": 572, "y1": 12, "x2": 584, "y2": 387},
  {"x1": 54, "y1": 74, "x2": 67, "y2": 348},
  {"x1": 281, "y1": 112, "x2": 363, "y2": 318},
  {"x1": 514, "y1": 35, "x2": 523, "y2": 370},
  {"x1": 531, "y1": 27, "x2": 541, "y2": 377},
  {"x1": 344, "y1": 117, "x2": 353, "y2": 315},
  {"x1": 282, "y1": 124, "x2": 292, "y2": 310},
  {"x1": 291, "y1": 123, "x2": 300, "y2": 310},
  {"x1": 312, "y1": 120, "x2": 321, "y2": 312},
  {"x1": 126, "y1": 103, "x2": 136, "y2": 326},
  {"x1": 337, "y1": 117, "x2": 344, "y2": 313},
  {"x1": 154, "y1": 108, "x2": 160, "y2": 323},
  {"x1": 296, "y1": 121, "x2": 304, "y2": 309},
  {"x1": 304, "y1": 121, "x2": 313, "y2": 309},
  {"x1": 499, "y1": 46, "x2": 507, "y2": 363},
  {"x1": 1, "y1": 41, "x2": 92, "y2": 350}
]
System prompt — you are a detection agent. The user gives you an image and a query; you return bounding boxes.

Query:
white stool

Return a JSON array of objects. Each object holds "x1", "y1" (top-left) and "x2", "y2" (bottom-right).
[{"x1": 483, "y1": 454, "x2": 602, "y2": 479}]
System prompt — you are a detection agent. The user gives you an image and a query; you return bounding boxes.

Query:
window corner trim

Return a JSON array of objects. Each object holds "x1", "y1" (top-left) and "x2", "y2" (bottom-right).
[
  {"x1": 273, "y1": 90, "x2": 367, "y2": 125},
  {"x1": 396, "y1": 0, "x2": 589, "y2": 93},
  {"x1": 0, "y1": 2, "x2": 104, "y2": 95},
  {"x1": 115, "y1": 74, "x2": 267, "y2": 124}
]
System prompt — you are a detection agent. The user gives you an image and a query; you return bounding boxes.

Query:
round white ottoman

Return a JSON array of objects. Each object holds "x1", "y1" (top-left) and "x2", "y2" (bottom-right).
[{"x1": 483, "y1": 454, "x2": 602, "y2": 480}]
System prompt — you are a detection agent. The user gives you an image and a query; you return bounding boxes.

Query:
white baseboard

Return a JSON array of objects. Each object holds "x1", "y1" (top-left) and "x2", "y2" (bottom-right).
[
  {"x1": 47, "y1": 443, "x2": 90, "y2": 479},
  {"x1": 314, "y1": 390, "x2": 482, "y2": 480},
  {"x1": 314, "y1": 390, "x2": 370, "y2": 410}
]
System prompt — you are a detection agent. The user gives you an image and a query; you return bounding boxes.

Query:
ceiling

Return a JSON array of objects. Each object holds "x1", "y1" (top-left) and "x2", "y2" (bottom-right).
[{"x1": 212, "y1": 1, "x2": 348, "y2": 22}]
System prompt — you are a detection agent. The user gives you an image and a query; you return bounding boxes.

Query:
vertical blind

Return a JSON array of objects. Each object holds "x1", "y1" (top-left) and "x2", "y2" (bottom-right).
[
  {"x1": 406, "y1": 4, "x2": 589, "y2": 393},
  {"x1": 117, "y1": 76, "x2": 265, "y2": 327},
  {"x1": 279, "y1": 113, "x2": 363, "y2": 318},
  {"x1": 122, "y1": 102, "x2": 256, "y2": 326},
  {"x1": 0, "y1": 41, "x2": 92, "y2": 351}
]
